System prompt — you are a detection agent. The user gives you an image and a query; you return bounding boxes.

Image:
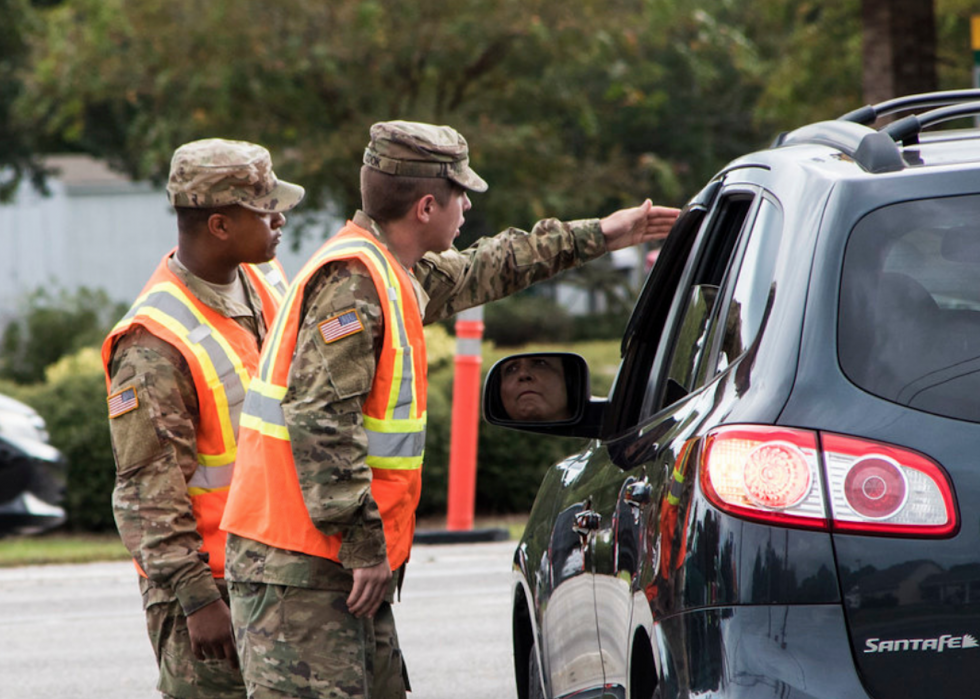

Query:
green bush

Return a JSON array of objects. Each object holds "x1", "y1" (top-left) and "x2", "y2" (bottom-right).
[
  {"x1": 483, "y1": 292, "x2": 574, "y2": 347},
  {"x1": 0, "y1": 287, "x2": 126, "y2": 385},
  {"x1": 569, "y1": 309, "x2": 632, "y2": 342}
]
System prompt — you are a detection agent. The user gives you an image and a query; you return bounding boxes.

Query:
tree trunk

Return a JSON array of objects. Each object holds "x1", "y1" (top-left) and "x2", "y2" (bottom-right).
[{"x1": 862, "y1": 0, "x2": 937, "y2": 105}]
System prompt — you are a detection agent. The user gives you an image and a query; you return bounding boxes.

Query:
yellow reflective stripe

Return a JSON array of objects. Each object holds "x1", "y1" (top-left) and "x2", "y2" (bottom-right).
[
  {"x1": 366, "y1": 455, "x2": 424, "y2": 471},
  {"x1": 347, "y1": 242, "x2": 418, "y2": 422},
  {"x1": 198, "y1": 452, "x2": 235, "y2": 467},
  {"x1": 249, "y1": 261, "x2": 288, "y2": 301},
  {"x1": 132, "y1": 283, "x2": 249, "y2": 460},
  {"x1": 258, "y1": 279, "x2": 305, "y2": 381},
  {"x1": 363, "y1": 414, "x2": 426, "y2": 433},
  {"x1": 240, "y1": 412, "x2": 291, "y2": 441},
  {"x1": 249, "y1": 377, "x2": 288, "y2": 401},
  {"x1": 308, "y1": 235, "x2": 420, "y2": 422}
]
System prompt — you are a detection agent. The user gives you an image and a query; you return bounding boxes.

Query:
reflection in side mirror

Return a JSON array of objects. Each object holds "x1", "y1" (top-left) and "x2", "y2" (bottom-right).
[{"x1": 483, "y1": 352, "x2": 590, "y2": 426}]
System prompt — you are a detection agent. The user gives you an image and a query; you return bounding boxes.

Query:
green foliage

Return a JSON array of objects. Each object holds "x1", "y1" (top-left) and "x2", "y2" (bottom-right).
[
  {"x1": 8, "y1": 0, "x2": 972, "y2": 235},
  {"x1": 0, "y1": 0, "x2": 50, "y2": 202},
  {"x1": 937, "y1": 0, "x2": 978, "y2": 89},
  {"x1": 13, "y1": 0, "x2": 722, "y2": 246},
  {"x1": 483, "y1": 292, "x2": 574, "y2": 347},
  {"x1": 0, "y1": 287, "x2": 126, "y2": 384}
]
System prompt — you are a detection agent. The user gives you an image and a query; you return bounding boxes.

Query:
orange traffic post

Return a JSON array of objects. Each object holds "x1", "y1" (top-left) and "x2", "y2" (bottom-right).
[{"x1": 445, "y1": 306, "x2": 484, "y2": 531}]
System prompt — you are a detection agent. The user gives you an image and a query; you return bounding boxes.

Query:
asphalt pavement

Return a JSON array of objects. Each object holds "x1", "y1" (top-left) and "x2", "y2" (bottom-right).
[{"x1": 0, "y1": 538, "x2": 517, "y2": 699}]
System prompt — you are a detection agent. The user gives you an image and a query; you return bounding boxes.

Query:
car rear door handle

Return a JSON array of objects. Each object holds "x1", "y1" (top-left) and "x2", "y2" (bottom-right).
[{"x1": 573, "y1": 510, "x2": 601, "y2": 535}]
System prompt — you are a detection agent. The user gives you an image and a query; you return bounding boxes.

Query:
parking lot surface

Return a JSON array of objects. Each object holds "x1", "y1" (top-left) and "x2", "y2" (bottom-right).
[{"x1": 0, "y1": 539, "x2": 516, "y2": 699}]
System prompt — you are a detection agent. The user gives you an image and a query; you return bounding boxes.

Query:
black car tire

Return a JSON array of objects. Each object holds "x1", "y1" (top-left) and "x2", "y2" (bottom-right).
[{"x1": 528, "y1": 641, "x2": 546, "y2": 699}]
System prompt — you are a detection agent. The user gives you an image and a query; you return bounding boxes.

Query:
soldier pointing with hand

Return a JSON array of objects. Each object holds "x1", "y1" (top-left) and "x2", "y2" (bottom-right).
[{"x1": 221, "y1": 121, "x2": 679, "y2": 698}]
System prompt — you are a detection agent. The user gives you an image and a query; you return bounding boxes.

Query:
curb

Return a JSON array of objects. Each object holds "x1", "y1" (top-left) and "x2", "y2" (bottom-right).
[{"x1": 412, "y1": 527, "x2": 511, "y2": 545}]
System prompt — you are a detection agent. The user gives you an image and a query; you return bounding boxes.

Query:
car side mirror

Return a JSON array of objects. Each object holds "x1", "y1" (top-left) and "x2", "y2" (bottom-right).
[{"x1": 483, "y1": 352, "x2": 601, "y2": 437}]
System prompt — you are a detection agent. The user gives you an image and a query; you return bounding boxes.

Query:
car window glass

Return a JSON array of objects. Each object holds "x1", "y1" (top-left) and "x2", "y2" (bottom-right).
[
  {"x1": 639, "y1": 194, "x2": 755, "y2": 418},
  {"x1": 712, "y1": 197, "x2": 783, "y2": 375},
  {"x1": 663, "y1": 284, "x2": 718, "y2": 400},
  {"x1": 838, "y1": 194, "x2": 980, "y2": 422},
  {"x1": 608, "y1": 203, "x2": 709, "y2": 432}
]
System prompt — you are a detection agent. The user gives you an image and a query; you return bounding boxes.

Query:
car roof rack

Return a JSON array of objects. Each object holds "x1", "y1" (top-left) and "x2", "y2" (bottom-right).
[
  {"x1": 882, "y1": 100, "x2": 980, "y2": 145},
  {"x1": 771, "y1": 90, "x2": 980, "y2": 173},
  {"x1": 838, "y1": 89, "x2": 980, "y2": 125},
  {"x1": 771, "y1": 120, "x2": 905, "y2": 173}
]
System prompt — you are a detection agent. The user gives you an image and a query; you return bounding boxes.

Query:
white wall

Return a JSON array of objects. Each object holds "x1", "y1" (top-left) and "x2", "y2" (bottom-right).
[{"x1": 0, "y1": 174, "x2": 330, "y2": 326}]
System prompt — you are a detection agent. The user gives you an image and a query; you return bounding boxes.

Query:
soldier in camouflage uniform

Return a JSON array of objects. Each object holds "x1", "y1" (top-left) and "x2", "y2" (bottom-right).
[
  {"x1": 220, "y1": 121, "x2": 680, "y2": 699},
  {"x1": 102, "y1": 138, "x2": 304, "y2": 699}
]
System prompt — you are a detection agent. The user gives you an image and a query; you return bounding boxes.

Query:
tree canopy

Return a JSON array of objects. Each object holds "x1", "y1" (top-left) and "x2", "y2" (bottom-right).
[{"x1": 6, "y1": 0, "x2": 977, "y2": 243}]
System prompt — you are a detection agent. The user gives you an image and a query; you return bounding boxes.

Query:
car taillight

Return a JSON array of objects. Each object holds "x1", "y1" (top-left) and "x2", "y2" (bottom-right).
[
  {"x1": 700, "y1": 426, "x2": 827, "y2": 530},
  {"x1": 822, "y1": 432, "x2": 957, "y2": 537},
  {"x1": 700, "y1": 426, "x2": 958, "y2": 537}
]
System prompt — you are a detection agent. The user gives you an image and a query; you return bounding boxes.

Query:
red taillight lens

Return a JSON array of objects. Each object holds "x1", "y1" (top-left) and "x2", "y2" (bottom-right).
[
  {"x1": 842, "y1": 456, "x2": 907, "y2": 519},
  {"x1": 743, "y1": 442, "x2": 812, "y2": 509},
  {"x1": 822, "y1": 433, "x2": 957, "y2": 537},
  {"x1": 699, "y1": 426, "x2": 958, "y2": 537},
  {"x1": 700, "y1": 426, "x2": 827, "y2": 530}
]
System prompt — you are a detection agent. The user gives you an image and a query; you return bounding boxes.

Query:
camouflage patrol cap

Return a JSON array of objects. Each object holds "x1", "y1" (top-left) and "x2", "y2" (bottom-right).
[
  {"x1": 363, "y1": 121, "x2": 488, "y2": 193},
  {"x1": 167, "y1": 138, "x2": 305, "y2": 213}
]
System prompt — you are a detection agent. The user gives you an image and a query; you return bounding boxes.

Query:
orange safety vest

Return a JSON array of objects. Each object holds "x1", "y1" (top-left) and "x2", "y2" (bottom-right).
[
  {"x1": 221, "y1": 222, "x2": 427, "y2": 571},
  {"x1": 102, "y1": 251, "x2": 288, "y2": 578}
]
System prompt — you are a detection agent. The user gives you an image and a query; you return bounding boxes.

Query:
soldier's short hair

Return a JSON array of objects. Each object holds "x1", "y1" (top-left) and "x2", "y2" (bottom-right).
[
  {"x1": 360, "y1": 166, "x2": 464, "y2": 224},
  {"x1": 174, "y1": 205, "x2": 239, "y2": 234}
]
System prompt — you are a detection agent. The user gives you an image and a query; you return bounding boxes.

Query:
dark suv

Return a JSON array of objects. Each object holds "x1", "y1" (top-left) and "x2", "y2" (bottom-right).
[{"x1": 484, "y1": 90, "x2": 980, "y2": 699}]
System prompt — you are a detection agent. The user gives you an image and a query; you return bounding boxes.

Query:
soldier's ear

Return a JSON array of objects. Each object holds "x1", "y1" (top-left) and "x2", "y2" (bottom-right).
[
  {"x1": 206, "y1": 211, "x2": 233, "y2": 242},
  {"x1": 415, "y1": 194, "x2": 436, "y2": 224}
]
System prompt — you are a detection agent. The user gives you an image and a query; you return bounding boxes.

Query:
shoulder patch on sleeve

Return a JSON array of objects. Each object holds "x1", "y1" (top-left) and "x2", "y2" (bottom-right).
[
  {"x1": 318, "y1": 309, "x2": 364, "y2": 344},
  {"x1": 107, "y1": 386, "x2": 140, "y2": 418}
]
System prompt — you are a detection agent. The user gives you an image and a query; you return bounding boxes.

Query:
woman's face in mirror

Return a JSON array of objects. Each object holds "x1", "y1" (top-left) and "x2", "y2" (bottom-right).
[{"x1": 499, "y1": 355, "x2": 570, "y2": 422}]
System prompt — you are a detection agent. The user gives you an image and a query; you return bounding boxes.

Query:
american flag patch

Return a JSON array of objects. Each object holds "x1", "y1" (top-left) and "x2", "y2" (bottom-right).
[
  {"x1": 318, "y1": 310, "x2": 364, "y2": 344},
  {"x1": 107, "y1": 387, "x2": 139, "y2": 418}
]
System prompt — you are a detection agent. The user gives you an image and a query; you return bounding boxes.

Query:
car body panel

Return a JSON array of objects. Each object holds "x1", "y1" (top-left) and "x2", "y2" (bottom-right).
[{"x1": 495, "y1": 94, "x2": 980, "y2": 698}]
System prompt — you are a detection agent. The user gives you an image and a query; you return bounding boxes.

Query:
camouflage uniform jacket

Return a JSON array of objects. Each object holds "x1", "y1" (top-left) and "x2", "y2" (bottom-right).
[
  {"x1": 225, "y1": 210, "x2": 606, "y2": 588},
  {"x1": 107, "y1": 255, "x2": 269, "y2": 614}
]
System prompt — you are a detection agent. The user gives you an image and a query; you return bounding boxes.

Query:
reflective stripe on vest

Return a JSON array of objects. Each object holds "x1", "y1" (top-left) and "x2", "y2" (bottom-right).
[
  {"x1": 248, "y1": 260, "x2": 288, "y2": 302},
  {"x1": 118, "y1": 281, "x2": 249, "y2": 482},
  {"x1": 222, "y1": 224, "x2": 426, "y2": 569},
  {"x1": 104, "y1": 253, "x2": 285, "y2": 579},
  {"x1": 241, "y1": 235, "x2": 426, "y2": 468}
]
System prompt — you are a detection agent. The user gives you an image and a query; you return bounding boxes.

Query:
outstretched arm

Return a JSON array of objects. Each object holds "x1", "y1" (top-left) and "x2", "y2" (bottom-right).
[{"x1": 600, "y1": 199, "x2": 680, "y2": 252}]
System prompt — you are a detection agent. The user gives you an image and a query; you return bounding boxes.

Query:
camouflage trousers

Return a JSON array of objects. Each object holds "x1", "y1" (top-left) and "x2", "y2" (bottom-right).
[
  {"x1": 141, "y1": 578, "x2": 247, "y2": 699},
  {"x1": 228, "y1": 579, "x2": 409, "y2": 699}
]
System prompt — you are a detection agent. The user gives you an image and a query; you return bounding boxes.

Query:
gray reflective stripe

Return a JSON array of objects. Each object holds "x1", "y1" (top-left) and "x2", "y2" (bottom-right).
[
  {"x1": 315, "y1": 238, "x2": 416, "y2": 419},
  {"x1": 253, "y1": 262, "x2": 287, "y2": 295},
  {"x1": 242, "y1": 389, "x2": 286, "y2": 427},
  {"x1": 456, "y1": 337, "x2": 482, "y2": 356},
  {"x1": 366, "y1": 427, "x2": 427, "y2": 459},
  {"x1": 129, "y1": 289, "x2": 247, "y2": 412},
  {"x1": 188, "y1": 462, "x2": 235, "y2": 490}
]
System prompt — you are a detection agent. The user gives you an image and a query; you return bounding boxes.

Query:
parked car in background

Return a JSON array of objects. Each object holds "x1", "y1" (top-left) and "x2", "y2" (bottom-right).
[
  {"x1": 0, "y1": 392, "x2": 66, "y2": 535},
  {"x1": 485, "y1": 90, "x2": 980, "y2": 698}
]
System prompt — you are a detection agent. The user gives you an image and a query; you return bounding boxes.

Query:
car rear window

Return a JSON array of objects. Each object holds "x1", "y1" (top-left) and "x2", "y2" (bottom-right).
[{"x1": 839, "y1": 194, "x2": 980, "y2": 422}]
